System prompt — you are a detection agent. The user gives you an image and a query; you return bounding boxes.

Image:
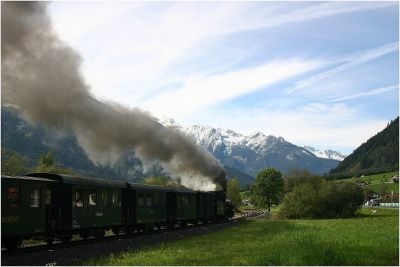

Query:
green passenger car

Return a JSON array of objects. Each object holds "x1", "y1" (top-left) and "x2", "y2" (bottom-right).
[
  {"x1": 25, "y1": 173, "x2": 126, "y2": 239},
  {"x1": 135, "y1": 188, "x2": 167, "y2": 225},
  {"x1": 1, "y1": 175, "x2": 55, "y2": 249},
  {"x1": 175, "y1": 192, "x2": 197, "y2": 221},
  {"x1": 2, "y1": 172, "x2": 231, "y2": 250}
]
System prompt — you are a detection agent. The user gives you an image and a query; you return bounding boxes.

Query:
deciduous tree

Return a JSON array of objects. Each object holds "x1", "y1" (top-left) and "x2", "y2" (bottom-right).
[
  {"x1": 32, "y1": 151, "x2": 75, "y2": 174},
  {"x1": 253, "y1": 168, "x2": 284, "y2": 211},
  {"x1": 227, "y1": 178, "x2": 242, "y2": 209},
  {"x1": 1, "y1": 150, "x2": 29, "y2": 175}
]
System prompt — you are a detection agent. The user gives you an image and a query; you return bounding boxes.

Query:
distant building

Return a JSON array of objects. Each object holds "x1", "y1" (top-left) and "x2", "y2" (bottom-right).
[
  {"x1": 355, "y1": 181, "x2": 368, "y2": 186},
  {"x1": 382, "y1": 192, "x2": 399, "y2": 203}
]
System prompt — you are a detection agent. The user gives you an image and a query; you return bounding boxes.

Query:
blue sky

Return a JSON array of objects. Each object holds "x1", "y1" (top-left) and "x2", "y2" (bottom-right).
[{"x1": 48, "y1": 1, "x2": 399, "y2": 154}]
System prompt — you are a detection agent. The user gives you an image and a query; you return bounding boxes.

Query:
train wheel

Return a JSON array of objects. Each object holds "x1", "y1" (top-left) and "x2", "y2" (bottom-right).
[
  {"x1": 4, "y1": 238, "x2": 21, "y2": 250},
  {"x1": 126, "y1": 226, "x2": 136, "y2": 234},
  {"x1": 80, "y1": 231, "x2": 89, "y2": 240},
  {"x1": 95, "y1": 230, "x2": 105, "y2": 238},
  {"x1": 112, "y1": 227, "x2": 120, "y2": 235},
  {"x1": 61, "y1": 235, "x2": 72, "y2": 243}
]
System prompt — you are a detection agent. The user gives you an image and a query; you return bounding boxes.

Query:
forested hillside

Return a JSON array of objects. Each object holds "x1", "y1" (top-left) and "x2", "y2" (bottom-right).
[
  {"x1": 329, "y1": 117, "x2": 399, "y2": 179},
  {"x1": 1, "y1": 107, "x2": 148, "y2": 181}
]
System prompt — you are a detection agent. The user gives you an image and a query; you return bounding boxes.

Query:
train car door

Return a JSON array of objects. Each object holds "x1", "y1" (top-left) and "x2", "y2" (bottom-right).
[
  {"x1": 122, "y1": 187, "x2": 135, "y2": 226},
  {"x1": 167, "y1": 192, "x2": 176, "y2": 223}
]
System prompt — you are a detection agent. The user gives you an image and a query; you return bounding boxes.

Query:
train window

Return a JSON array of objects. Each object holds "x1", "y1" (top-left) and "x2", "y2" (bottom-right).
[
  {"x1": 138, "y1": 193, "x2": 144, "y2": 207},
  {"x1": 158, "y1": 193, "x2": 165, "y2": 207},
  {"x1": 153, "y1": 193, "x2": 158, "y2": 206},
  {"x1": 190, "y1": 195, "x2": 195, "y2": 206},
  {"x1": 45, "y1": 189, "x2": 51, "y2": 205},
  {"x1": 177, "y1": 195, "x2": 182, "y2": 208},
  {"x1": 146, "y1": 195, "x2": 152, "y2": 207},
  {"x1": 101, "y1": 191, "x2": 107, "y2": 207},
  {"x1": 7, "y1": 187, "x2": 20, "y2": 208},
  {"x1": 181, "y1": 195, "x2": 188, "y2": 206},
  {"x1": 89, "y1": 190, "x2": 97, "y2": 207},
  {"x1": 112, "y1": 190, "x2": 118, "y2": 207},
  {"x1": 75, "y1": 189, "x2": 84, "y2": 208},
  {"x1": 138, "y1": 197, "x2": 144, "y2": 207},
  {"x1": 30, "y1": 189, "x2": 41, "y2": 208}
]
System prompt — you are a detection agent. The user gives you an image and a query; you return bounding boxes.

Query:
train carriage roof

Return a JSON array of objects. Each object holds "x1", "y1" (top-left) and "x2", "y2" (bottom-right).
[
  {"x1": 127, "y1": 182, "x2": 197, "y2": 194},
  {"x1": 2, "y1": 175, "x2": 57, "y2": 183},
  {"x1": 23, "y1": 173, "x2": 126, "y2": 188},
  {"x1": 20, "y1": 173, "x2": 222, "y2": 193}
]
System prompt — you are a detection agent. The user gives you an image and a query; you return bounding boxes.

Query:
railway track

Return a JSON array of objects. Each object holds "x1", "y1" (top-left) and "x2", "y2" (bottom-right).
[
  {"x1": 1, "y1": 218, "x2": 249, "y2": 266},
  {"x1": 2, "y1": 212, "x2": 265, "y2": 265}
]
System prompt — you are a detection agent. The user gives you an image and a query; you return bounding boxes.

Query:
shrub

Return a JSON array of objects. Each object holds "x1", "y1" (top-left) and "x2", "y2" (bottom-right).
[
  {"x1": 281, "y1": 181, "x2": 364, "y2": 219},
  {"x1": 284, "y1": 169, "x2": 325, "y2": 193}
]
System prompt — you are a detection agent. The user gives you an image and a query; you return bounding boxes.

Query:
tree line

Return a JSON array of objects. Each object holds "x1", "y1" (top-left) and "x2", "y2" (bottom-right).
[
  {"x1": 2, "y1": 149, "x2": 365, "y2": 219},
  {"x1": 2, "y1": 149, "x2": 76, "y2": 176},
  {"x1": 228, "y1": 168, "x2": 364, "y2": 219}
]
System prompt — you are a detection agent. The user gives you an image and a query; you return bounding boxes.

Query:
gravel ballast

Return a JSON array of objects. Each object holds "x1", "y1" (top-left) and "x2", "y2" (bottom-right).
[{"x1": 1, "y1": 220, "x2": 244, "y2": 266}]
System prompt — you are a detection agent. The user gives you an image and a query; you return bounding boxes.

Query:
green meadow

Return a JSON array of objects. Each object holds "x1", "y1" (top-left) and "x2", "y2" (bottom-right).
[
  {"x1": 85, "y1": 208, "x2": 399, "y2": 266},
  {"x1": 333, "y1": 171, "x2": 399, "y2": 193}
]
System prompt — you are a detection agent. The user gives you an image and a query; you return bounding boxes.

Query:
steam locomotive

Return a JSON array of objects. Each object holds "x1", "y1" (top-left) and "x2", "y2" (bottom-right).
[{"x1": 1, "y1": 173, "x2": 235, "y2": 250}]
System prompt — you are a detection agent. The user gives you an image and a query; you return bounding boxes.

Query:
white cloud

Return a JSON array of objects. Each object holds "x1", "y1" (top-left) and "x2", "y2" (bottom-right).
[
  {"x1": 46, "y1": 2, "x2": 397, "y2": 154},
  {"x1": 328, "y1": 85, "x2": 398, "y2": 103},
  {"x1": 239, "y1": 1, "x2": 396, "y2": 32},
  {"x1": 287, "y1": 42, "x2": 399, "y2": 94},
  {"x1": 48, "y1": 2, "x2": 397, "y2": 109},
  {"x1": 142, "y1": 59, "x2": 320, "y2": 119}
]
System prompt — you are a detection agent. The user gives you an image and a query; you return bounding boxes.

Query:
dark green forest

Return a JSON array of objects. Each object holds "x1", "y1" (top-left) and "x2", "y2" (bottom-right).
[{"x1": 329, "y1": 117, "x2": 399, "y2": 179}]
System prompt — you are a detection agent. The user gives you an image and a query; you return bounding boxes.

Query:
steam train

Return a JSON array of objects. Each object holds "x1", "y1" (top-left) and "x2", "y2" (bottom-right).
[{"x1": 1, "y1": 173, "x2": 235, "y2": 250}]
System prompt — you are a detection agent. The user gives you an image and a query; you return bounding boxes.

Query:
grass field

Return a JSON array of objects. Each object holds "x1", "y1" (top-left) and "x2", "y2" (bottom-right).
[
  {"x1": 333, "y1": 171, "x2": 398, "y2": 183},
  {"x1": 85, "y1": 208, "x2": 398, "y2": 266},
  {"x1": 333, "y1": 171, "x2": 399, "y2": 193}
]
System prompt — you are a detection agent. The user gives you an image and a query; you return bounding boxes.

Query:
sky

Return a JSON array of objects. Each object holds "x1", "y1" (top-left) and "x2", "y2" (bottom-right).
[{"x1": 48, "y1": 1, "x2": 399, "y2": 155}]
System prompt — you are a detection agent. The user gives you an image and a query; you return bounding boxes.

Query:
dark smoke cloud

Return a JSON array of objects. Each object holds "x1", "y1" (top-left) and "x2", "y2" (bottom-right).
[{"x1": 1, "y1": 2, "x2": 226, "y2": 191}]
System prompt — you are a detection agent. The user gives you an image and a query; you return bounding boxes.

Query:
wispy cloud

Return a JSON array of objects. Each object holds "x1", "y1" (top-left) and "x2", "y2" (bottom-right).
[
  {"x1": 143, "y1": 59, "x2": 320, "y2": 119},
  {"x1": 47, "y1": 1, "x2": 398, "y2": 153},
  {"x1": 244, "y1": 1, "x2": 396, "y2": 32},
  {"x1": 49, "y1": 2, "x2": 397, "y2": 108},
  {"x1": 287, "y1": 42, "x2": 399, "y2": 94},
  {"x1": 328, "y1": 85, "x2": 398, "y2": 103}
]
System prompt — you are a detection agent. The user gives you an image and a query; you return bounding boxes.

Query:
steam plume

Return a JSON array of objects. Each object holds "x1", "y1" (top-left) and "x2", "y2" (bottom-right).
[{"x1": 1, "y1": 2, "x2": 226, "y2": 191}]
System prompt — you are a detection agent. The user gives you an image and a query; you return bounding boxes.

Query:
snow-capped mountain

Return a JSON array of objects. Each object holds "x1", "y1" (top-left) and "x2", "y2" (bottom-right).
[
  {"x1": 303, "y1": 146, "x2": 346, "y2": 161},
  {"x1": 162, "y1": 120, "x2": 341, "y2": 176}
]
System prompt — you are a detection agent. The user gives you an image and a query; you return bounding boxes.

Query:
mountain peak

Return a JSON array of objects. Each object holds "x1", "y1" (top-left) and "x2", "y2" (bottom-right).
[{"x1": 303, "y1": 146, "x2": 346, "y2": 161}]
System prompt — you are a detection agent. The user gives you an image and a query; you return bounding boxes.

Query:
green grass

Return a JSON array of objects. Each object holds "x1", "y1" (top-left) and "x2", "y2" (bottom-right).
[
  {"x1": 332, "y1": 171, "x2": 399, "y2": 193},
  {"x1": 366, "y1": 183, "x2": 399, "y2": 194},
  {"x1": 333, "y1": 171, "x2": 398, "y2": 184},
  {"x1": 84, "y1": 208, "x2": 398, "y2": 266}
]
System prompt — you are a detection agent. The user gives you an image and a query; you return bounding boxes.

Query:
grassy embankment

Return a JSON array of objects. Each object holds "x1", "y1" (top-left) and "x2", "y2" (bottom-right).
[
  {"x1": 85, "y1": 208, "x2": 398, "y2": 266},
  {"x1": 333, "y1": 171, "x2": 399, "y2": 193}
]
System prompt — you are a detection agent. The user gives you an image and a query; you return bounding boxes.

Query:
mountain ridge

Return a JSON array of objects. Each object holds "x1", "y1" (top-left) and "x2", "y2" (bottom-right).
[
  {"x1": 164, "y1": 122, "x2": 341, "y2": 176},
  {"x1": 329, "y1": 117, "x2": 399, "y2": 179},
  {"x1": 303, "y1": 146, "x2": 346, "y2": 161},
  {"x1": 2, "y1": 107, "x2": 342, "y2": 184}
]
